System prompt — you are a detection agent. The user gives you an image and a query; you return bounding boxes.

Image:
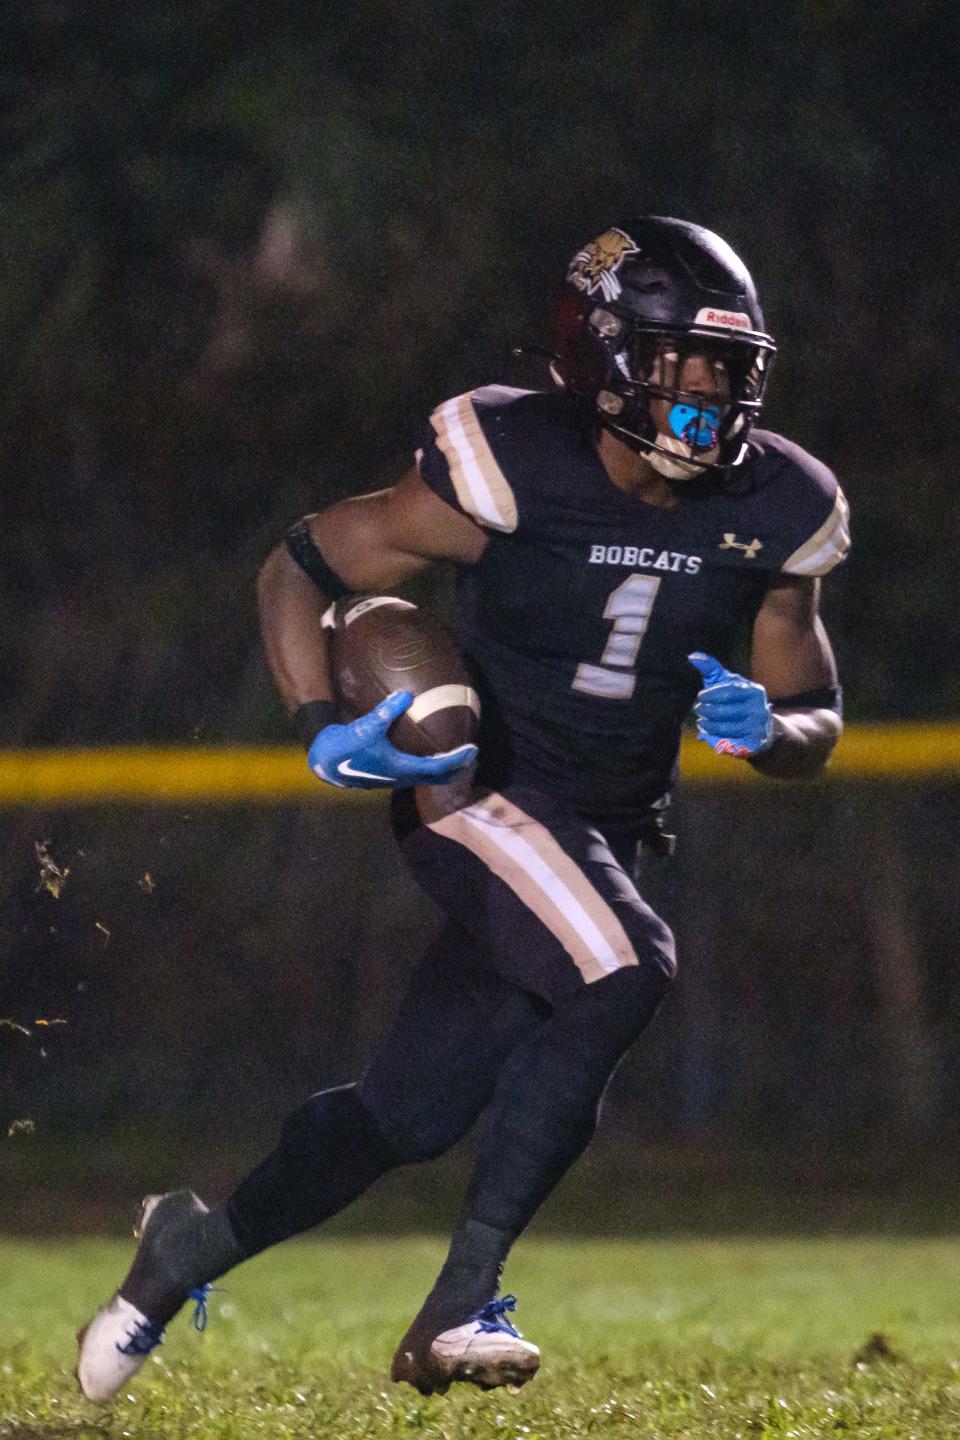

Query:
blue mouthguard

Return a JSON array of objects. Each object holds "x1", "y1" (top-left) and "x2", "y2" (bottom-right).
[{"x1": 668, "y1": 403, "x2": 721, "y2": 448}]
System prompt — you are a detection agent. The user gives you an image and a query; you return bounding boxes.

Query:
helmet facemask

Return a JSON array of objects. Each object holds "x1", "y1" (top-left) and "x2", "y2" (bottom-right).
[{"x1": 589, "y1": 313, "x2": 774, "y2": 478}]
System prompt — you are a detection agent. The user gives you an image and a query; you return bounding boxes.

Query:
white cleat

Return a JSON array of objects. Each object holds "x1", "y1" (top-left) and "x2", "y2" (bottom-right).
[
  {"x1": 76, "y1": 1293, "x2": 164, "y2": 1402},
  {"x1": 76, "y1": 1191, "x2": 213, "y2": 1403},
  {"x1": 429, "y1": 1316, "x2": 541, "y2": 1389},
  {"x1": 391, "y1": 1294, "x2": 541, "y2": 1395}
]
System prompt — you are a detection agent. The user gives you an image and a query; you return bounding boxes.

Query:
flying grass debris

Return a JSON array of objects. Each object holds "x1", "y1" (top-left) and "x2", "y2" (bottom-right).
[
  {"x1": 0, "y1": 1019, "x2": 32, "y2": 1038},
  {"x1": 34, "y1": 840, "x2": 70, "y2": 897},
  {"x1": 1, "y1": 1017, "x2": 67, "y2": 1040}
]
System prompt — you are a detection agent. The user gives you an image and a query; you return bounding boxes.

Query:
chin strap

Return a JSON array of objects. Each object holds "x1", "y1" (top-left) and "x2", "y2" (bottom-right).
[
  {"x1": 645, "y1": 433, "x2": 720, "y2": 479},
  {"x1": 601, "y1": 417, "x2": 721, "y2": 479}
]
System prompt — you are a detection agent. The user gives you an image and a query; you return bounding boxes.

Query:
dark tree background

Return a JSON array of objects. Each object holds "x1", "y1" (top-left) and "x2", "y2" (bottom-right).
[
  {"x1": 2, "y1": 1, "x2": 959, "y2": 1221},
  {"x1": 3, "y1": 0, "x2": 957, "y2": 743}
]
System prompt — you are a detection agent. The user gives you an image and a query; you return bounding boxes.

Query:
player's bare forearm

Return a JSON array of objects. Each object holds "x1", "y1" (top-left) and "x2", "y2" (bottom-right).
[
  {"x1": 258, "y1": 470, "x2": 487, "y2": 716},
  {"x1": 748, "y1": 705, "x2": 842, "y2": 778},
  {"x1": 747, "y1": 573, "x2": 842, "y2": 779},
  {"x1": 257, "y1": 545, "x2": 335, "y2": 712}
]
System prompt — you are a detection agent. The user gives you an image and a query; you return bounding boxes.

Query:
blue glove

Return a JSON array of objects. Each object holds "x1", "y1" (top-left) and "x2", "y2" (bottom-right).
[
  {"x1": 307, "y1": 689, "x2": 478, "y2": 789},
  {"x1": 688, "y1": 652, "x2": 774, "y2": 758}
]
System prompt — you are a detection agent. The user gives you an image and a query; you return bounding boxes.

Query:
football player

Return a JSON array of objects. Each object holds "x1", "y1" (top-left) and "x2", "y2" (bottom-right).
[{"x1": 78, "y1": 217, "x2": 848, "y2": 1400}]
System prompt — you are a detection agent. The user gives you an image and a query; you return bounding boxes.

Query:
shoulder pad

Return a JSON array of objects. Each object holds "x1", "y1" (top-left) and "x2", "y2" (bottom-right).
[
  {"x1": 746, "y1": 431, "x2": 851, "y2": 576},
  {"x1": 782, "y1": 486, "x2": 850, "y2": 576},
  {"x1": 416, "y1": 387, "x2": 535, "y2": 534}
]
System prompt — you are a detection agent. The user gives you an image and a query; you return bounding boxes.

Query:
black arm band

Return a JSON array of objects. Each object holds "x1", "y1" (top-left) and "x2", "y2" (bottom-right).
[
  {"x1": 770, "y1": 684, "x2": 843, "y2": 715},
  {"x1": 285, "y1": 518, "x2": 352, "y2": 600},
  {"x1": 295, "y1": 699, "x2": 339, "y2": 749}
]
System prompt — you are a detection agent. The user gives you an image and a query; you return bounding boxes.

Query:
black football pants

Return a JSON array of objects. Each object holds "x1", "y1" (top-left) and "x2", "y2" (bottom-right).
[{"x1": 227, "y1": 784, "x2": 676, "y2": 1317}]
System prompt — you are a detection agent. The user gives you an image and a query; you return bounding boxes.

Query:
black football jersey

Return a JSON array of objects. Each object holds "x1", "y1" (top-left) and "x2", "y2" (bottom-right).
[{"x1": 416, "y1": 387, "x2": 849, "y2": 827}]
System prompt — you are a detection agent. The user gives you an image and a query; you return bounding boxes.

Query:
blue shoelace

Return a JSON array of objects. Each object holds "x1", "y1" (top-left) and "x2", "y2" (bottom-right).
[
  {"x1": 116, "y1": 1284, "x2": 214, "y2": 1356},
  {"x1": 117, "y1": 1317, "x2": 165, "y2": 1357},
  {"x1": 475, "y1": 1293, "x2": 521, "y2": 1338},
  {"x1": 188, "y1": 1284, "x2": 214, "y2": 1332}
]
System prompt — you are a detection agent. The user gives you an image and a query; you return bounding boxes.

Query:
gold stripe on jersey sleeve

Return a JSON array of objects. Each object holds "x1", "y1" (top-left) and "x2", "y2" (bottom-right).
[
  {"x1": 782, "y1": 488, "x2": 851, "y2": 576},
  {"x1": 430, "y1": 393, "x2": 519, "y2": 533}
]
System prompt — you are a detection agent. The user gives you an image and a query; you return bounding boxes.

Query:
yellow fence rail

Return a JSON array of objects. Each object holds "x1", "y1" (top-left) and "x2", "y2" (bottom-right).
[{"x1": 0, "y1": 725, "x2": 959, "y2": 803}]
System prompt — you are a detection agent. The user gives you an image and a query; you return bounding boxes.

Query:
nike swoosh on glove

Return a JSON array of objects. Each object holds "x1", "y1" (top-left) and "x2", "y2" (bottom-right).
[
  {"x1": 687, "y1": 652, "x2": 774, "y2": 759},
  {"x1": 307, "y1": 690, "x2": 478, "y2": 789}
]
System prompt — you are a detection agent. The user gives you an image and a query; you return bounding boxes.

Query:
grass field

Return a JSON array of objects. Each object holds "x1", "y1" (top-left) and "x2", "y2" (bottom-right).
[{"x1": 4, "y1": 1235, "x2": 960, "y2": 1438}]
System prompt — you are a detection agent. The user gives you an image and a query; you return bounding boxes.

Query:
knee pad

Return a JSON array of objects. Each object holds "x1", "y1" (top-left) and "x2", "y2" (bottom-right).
[
  {"x1": 562, "y1": 946, "x2": 675, "y2": 1054},
  {"x1": 615, "y1": 905, "x2": 677, "y2": 993},
  {"x1": 384, "y1": 1127, "x2": 456, "y2": 1166},
  {"x1": 228, "y1": 1082, "x2": 401, "y2": 1253},
  {"x1": 358, "y1": 1072, "x2": 482, "y2": 1165},
  {"x1": 283, "y1": 1083, "x2": 398, "y2": 1167},
  {"x1": 643, "y1": 911, "x2": 677, "y2": 985}
]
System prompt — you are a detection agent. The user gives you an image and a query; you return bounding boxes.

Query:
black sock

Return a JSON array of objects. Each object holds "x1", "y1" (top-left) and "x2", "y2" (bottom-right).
[
  {"x1": 121, "y1": 1194, "x2": 247, "y2": 1324},
  {"x1": 226, "y1": 1084, "x2": 399, "y2": 1255},
  {"x1": 407, "y1": 1218, "x2": 512, "y2": 1335}
]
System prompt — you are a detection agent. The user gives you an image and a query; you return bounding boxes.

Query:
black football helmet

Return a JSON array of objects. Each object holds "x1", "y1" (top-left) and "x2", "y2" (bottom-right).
[{"x1": 552, "y1": 217, "x2": 776, "y2": 476}]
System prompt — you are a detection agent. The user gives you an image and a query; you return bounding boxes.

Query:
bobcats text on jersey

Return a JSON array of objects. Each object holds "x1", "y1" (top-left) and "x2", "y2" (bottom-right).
[{"x1": 587, "y1": 545, "x2": 703, "y2": 574}]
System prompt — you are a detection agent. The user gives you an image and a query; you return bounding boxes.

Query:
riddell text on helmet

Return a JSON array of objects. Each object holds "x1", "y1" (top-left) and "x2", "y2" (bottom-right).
[{"x1": 694, "y1": 307, "x2": 752, "y2": 330}]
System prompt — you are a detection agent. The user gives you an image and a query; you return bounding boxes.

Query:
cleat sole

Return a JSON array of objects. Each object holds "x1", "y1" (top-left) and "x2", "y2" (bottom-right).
[
  {"x1": 461, "y1": 1353, "x2": 540, "y2": 1389},
  {"x1": 391, "y1": 1340, "x2": 540, "y2": 1395}
]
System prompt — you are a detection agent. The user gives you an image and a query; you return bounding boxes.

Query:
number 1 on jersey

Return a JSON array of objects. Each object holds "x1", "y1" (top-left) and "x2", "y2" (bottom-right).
[{"x1": 572, "y1": 573, "x2": 662, "y2": 700}]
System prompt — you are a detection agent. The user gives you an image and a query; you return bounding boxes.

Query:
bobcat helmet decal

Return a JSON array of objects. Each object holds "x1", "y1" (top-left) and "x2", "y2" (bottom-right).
[{"x1": 567, "y1": 228, "x2": 640, "y2": 302}]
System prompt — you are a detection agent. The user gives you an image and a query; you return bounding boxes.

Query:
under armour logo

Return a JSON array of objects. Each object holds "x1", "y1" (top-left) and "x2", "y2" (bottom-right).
[{"x1": 719, "y1": 533, "x2": 763, "y2": 559}]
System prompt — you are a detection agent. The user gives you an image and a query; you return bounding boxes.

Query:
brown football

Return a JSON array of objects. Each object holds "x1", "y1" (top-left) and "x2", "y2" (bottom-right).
[{"x1": 325, "y1": 595, "x2": 480, "y2": 756}]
